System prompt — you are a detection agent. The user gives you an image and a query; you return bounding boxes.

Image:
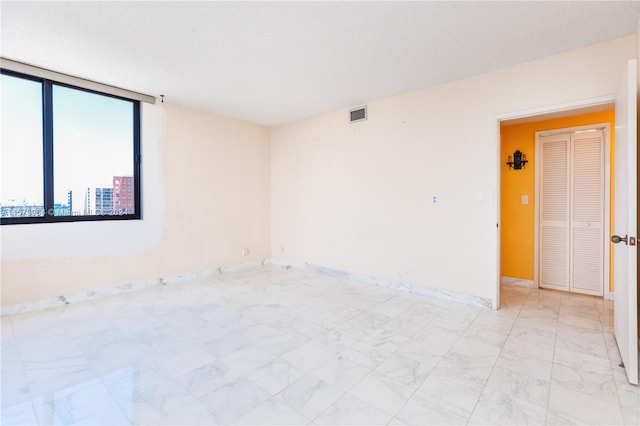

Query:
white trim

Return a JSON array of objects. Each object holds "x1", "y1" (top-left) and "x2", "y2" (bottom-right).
[
  {"x1": 496, "y1": 96, "x2": 615, "y2": 122},
  {"x1": 1, "y1": 277, "x2": 161, "y2": 316},
  {"x1": 0, "y1": 259, "x2": 267, "y2": 316},
  {"x1": 267, "y1": 259, "x2": 493, "y2": 309},
  {"x1": 537, "y1": 123, "x2": 610, "y2": 137},
  {"x1": 495, "y1": 119, "x2": 502, "y2": 309},
  {"x1": 1, "y1": 57, "x2": 156, "y2": 104},
  {"x1": 1, "y1": 258, "x2": 493, "y2": 316},
  {"x1": 534, "y1": 136, "x2": 541, "y2": 289},
  {"x1": 603, "y1": 126, "x2": 612, "y2": 301}
]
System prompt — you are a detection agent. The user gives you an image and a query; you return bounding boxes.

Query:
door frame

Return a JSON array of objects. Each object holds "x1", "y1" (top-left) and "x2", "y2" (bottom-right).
[
  {"x1": 533, "y1": 123, "x2": 611, "y2": 299},
  {"x1": 495, "y1": 95, "x2": 615, "y2": 309}
]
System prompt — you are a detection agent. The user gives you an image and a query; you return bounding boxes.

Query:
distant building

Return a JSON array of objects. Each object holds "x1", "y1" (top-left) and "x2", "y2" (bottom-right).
[
  {"x1": 83, "y1": 188, "x2": 92, "y2": 215},
  {"x1": 113, "y1": 176, "x2": 134, "y2": 215},
  {"x1": 95, "y1": 188, "x2": 113, "y2": 215}
]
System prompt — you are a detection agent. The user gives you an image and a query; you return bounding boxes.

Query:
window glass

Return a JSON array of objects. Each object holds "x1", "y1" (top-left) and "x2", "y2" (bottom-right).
[
  {"x1": 52, "y1": 85, "x2": 134, "y2": 216},
  {"x1": 0, "y1": 74, "x2": 45, "y2": 218}
]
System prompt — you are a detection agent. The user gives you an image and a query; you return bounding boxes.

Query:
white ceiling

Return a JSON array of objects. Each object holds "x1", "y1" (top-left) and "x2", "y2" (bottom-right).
[{"x1": 1, "y1": 1, "x2": 639, "y2": 126}]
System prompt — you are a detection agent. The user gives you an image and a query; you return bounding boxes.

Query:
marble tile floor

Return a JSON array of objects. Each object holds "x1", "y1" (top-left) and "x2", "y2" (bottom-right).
[{"x1": 1, "y1": 265, "x2": 638, "y2": 425}]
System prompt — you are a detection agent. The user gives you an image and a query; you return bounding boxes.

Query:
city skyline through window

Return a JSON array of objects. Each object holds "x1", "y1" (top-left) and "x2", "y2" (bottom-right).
[
  {"x1": 0, "y1": 71, "x2": 140, "y2": 223},
  {"x1": 52, "y1": 83, "x2": 134, "y2": 215}
]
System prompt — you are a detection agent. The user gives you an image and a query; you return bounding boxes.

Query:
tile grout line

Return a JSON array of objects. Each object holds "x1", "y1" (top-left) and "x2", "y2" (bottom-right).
[
  {"x1": 310, "y1": 294, "x2": 430, "y2": 425},
  {"x1": 3, "y1": 317, "x2": 42, "y2": 426},
  {"x1": 599, "y1": 299, "x2": 628, "y2": 424},
  {"x1": 543, "y1": 291, "x2": 560, "y2": 426},
  {"x1": 465, "y1": 288, "x2": 525, "y2": 424},
  {"x1": 381, "y1": 301, "x2": 456, "y2": 425}
]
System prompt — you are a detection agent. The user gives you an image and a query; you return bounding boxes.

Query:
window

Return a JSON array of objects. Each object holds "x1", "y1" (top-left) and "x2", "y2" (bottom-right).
[{"x1": 1, "y1": 69, "x2": 141, "y2": 224}]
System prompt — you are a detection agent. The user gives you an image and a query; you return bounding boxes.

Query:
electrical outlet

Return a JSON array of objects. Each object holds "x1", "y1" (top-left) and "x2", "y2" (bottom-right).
[{"x1": 242, "y1": 248, "x2": 250, "y2": 256}]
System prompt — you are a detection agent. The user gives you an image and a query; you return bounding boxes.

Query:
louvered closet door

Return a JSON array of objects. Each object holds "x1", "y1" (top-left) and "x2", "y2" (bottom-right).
[
  {"x1": 539, "y1": 130, "x2": 604, "y2": 296},
  {"x1": 570, "y1": 130, "x2": 604, "y2": 295},
  {"x1": 540, "y1": 134, "x2": 571, "y2": 291}
]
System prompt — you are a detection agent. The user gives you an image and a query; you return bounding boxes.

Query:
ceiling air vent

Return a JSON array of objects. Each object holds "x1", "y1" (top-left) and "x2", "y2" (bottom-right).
[{"x1": 349, "y1": 106, "x2": 367, "y2": 123}]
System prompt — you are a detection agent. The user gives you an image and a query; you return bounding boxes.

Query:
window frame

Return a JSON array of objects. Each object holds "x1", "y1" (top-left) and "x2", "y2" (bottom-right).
[{"x1": 0, "y1": 69, "x2": 141, "y2": 225}]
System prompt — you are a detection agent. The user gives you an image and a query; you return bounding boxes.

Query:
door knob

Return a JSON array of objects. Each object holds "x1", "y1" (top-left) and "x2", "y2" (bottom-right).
[{"x1": 611, "y1": 234, "x2": 628, "y2": 244}]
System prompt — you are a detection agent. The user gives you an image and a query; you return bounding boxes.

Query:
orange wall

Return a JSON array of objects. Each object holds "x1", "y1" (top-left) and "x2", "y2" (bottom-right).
[{"x1": 500, "y1": 110, "x2": 615, "y2": 285}]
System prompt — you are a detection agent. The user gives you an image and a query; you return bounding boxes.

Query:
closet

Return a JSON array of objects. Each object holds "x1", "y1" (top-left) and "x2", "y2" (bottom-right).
[{"x1": 538, "y1": 128, "x2": 604, "y2": 296}]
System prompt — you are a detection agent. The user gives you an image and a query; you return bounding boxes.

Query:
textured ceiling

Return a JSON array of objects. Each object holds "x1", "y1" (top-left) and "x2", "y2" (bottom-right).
[{"x1": 1, "y1": 1, "x2": 639, "y2": 126}]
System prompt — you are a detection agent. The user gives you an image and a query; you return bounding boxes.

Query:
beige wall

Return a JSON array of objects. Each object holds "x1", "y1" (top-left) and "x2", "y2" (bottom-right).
[
  {"x1": 0, "y1": 102, "x2": 271, "y2": 305},
  {"x1": 271, "y1": 36, "x2": 636, "y2": 305}
]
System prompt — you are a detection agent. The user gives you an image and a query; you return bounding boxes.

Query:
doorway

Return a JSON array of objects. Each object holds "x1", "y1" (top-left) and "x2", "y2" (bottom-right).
[{"x1": 497, "y1": 101, "x2": 616, "y2": 307}]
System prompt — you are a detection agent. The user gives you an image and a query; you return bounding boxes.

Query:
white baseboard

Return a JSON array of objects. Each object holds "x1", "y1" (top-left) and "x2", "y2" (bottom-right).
[
  {"x1": 267, "y1": 258, "x2": 493, "y2": 309},
  {"x1": 2, "y1": 257, "x2": 494, "y2": 316},
  {"x1": 1, "y1": 259, "x2": 269, "y2": 317}
]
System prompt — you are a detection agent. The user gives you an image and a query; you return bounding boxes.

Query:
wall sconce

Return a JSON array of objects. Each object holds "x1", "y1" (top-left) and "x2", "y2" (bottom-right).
[{"x1": 507, "y1": 150, "x2": 528, "y2": 170}]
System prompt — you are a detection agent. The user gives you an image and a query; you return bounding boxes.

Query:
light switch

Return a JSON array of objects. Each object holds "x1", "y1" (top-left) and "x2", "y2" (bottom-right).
[
  {"x1": 476, "y1": 192, "x2": 485, "y2": 204},
  {"x1": 521, "y1": 195, "x2": 528, "y2": 205}
]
